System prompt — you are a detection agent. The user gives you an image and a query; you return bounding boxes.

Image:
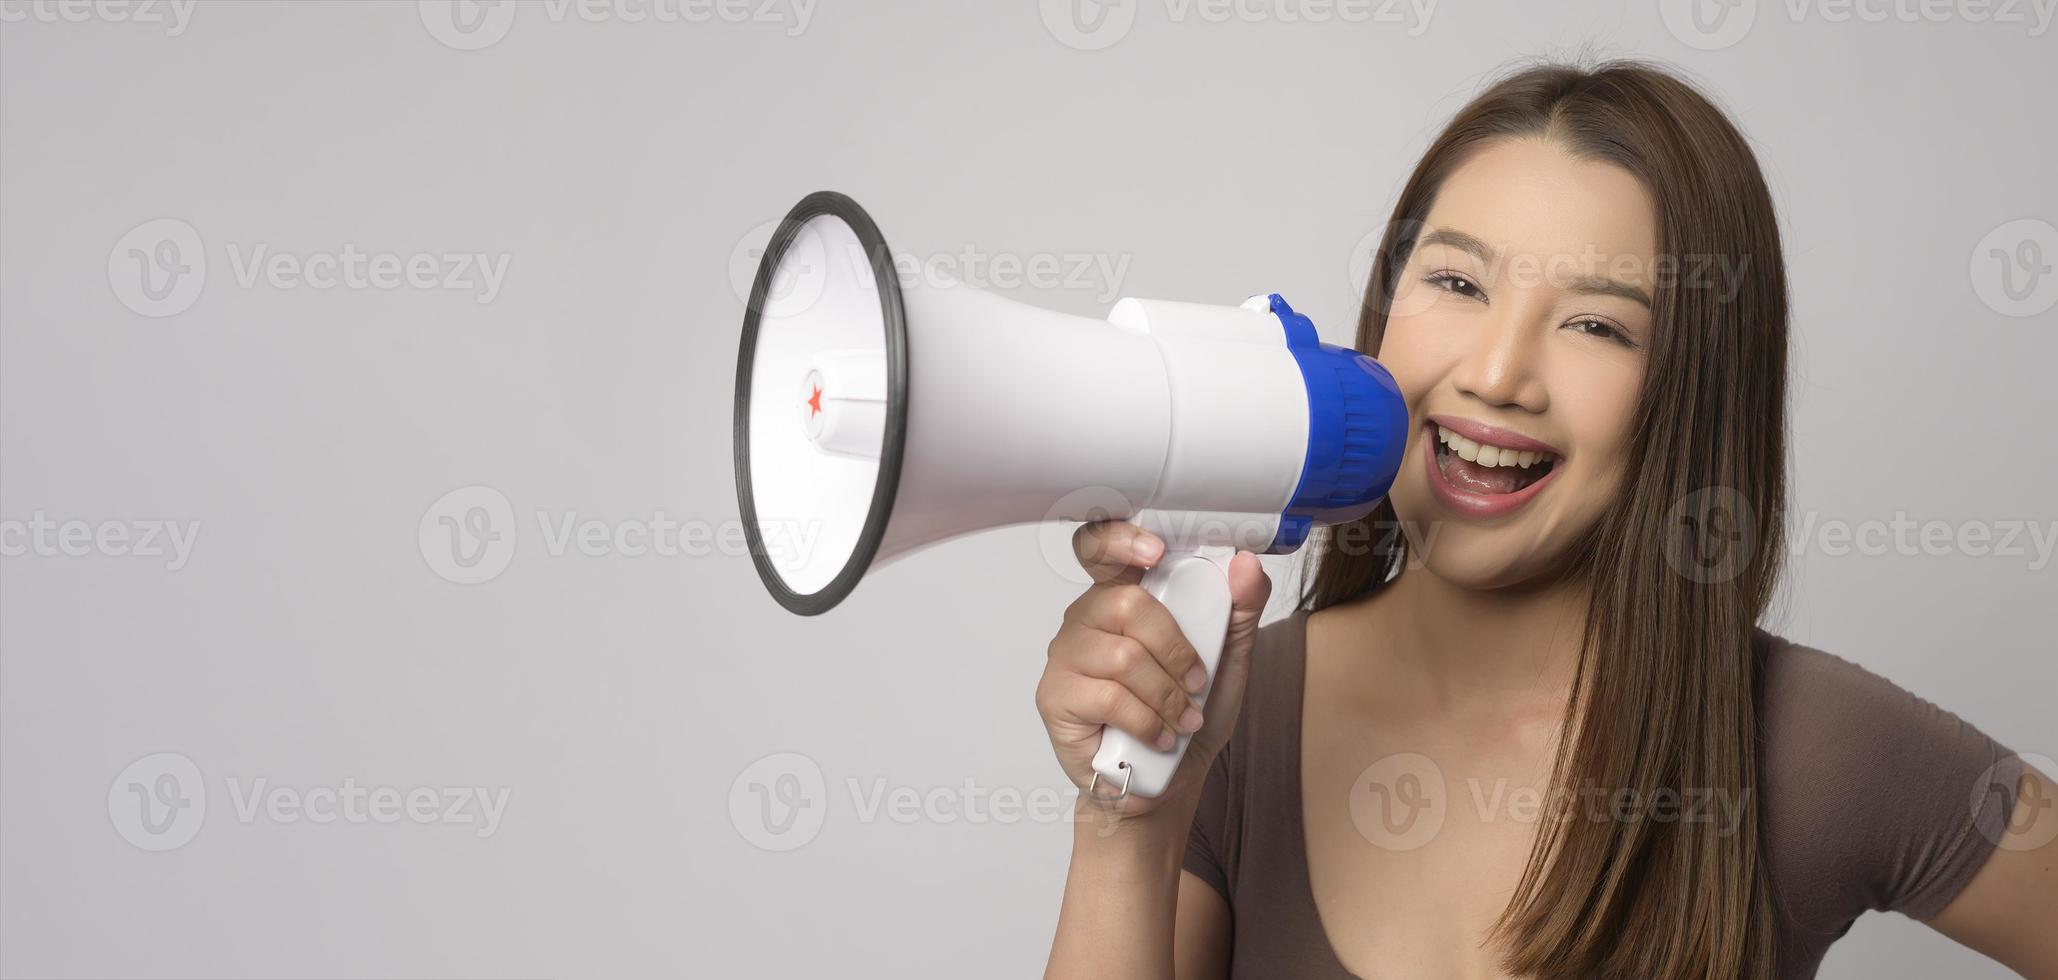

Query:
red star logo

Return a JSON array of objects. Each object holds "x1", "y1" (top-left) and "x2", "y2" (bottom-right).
[{"x1": 806, "y1": 383, "x2": 823, "y2": 418}]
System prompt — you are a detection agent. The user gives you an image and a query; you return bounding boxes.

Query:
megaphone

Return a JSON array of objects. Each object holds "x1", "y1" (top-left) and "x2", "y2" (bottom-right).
[{"x1": 733, "y1": 191, "x2": 1408, "y2": 799}]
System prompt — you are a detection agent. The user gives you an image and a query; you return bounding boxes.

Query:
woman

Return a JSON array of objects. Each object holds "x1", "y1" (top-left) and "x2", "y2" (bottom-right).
[{"x1": 1036, "y1": 60, "x2": 2056, "y2": 979}]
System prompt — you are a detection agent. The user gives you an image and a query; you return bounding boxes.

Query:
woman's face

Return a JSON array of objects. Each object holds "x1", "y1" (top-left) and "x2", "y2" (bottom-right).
[{"x1": 1378, "y1": 137, "x2": 1656, "y2": 590}]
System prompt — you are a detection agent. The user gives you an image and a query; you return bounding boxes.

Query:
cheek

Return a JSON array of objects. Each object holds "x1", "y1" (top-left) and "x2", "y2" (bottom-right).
[
  {"x1": 1371, "y1": 312, "x2": 1450, "y2": 405},
  {"x1": 1557, "y1": 360, "x2": 1644, "y2": 491}
]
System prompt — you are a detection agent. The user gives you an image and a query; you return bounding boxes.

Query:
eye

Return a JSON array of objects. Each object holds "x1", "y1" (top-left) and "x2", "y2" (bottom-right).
[
  {"x1": 1565, "y1": 317, "x2": 1638, "y2": 349},
  {"x1": 1423, "y1": 270, "x2": 1485, "y2": 301}
]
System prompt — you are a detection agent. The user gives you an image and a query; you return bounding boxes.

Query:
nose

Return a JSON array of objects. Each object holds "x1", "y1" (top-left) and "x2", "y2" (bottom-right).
[{"x1": 1449, "y1": 306, "x2": 1549, "y2": 413}]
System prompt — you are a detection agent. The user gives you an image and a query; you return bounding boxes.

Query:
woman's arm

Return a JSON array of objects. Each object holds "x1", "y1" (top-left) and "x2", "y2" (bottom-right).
[
  {"x1": 1173, "y1": 871, "x2": 1234, "y2": 980},
  {"x1": 1926, "y1": 762, "x2": 2058, "y2": 979},
  {"x1": 1037, "y1": 522, "x2": 1269, "y2": 979},
  {"x1": 1045, "y1": 805, "x2": 1230, "y2": 979}
]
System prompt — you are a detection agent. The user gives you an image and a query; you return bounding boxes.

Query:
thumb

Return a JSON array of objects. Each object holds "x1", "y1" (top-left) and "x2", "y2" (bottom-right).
[{"x1": 1222, "y1": 551, "x2": 1272, "y2": 649}]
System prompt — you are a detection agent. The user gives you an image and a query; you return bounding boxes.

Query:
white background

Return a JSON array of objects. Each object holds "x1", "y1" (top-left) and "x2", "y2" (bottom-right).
[{"x1": 2, "y1": 1, "x2": 2053, "y2": 977}]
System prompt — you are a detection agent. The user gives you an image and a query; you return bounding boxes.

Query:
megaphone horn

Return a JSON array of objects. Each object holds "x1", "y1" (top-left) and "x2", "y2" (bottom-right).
[{"x1": 735, "y1": 191, "x2": 1409, "y2": 799}]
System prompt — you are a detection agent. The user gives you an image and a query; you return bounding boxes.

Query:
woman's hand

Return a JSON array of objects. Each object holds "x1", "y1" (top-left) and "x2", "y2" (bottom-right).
[{"x1": 1035, "y1": 521, "x2": 1274, "y2": 820}]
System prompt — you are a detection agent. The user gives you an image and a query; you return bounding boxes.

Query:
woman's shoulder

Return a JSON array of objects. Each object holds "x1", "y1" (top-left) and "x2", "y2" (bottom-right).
[
  {"x1": 1757, "y1": 631, "x2": 1933, "y2": 739},
  {"x1": 1753, "y1": 629, "x2": 2011, "y2": 776},
  {"x1": 1752, "y1": 629, "x2": 2022, "y2": 925}
]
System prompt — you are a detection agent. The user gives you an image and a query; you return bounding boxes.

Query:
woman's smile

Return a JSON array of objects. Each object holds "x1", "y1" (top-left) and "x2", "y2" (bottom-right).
[{"x1": 1422, "y1": 413, "x2": 1563, "y2": 519}]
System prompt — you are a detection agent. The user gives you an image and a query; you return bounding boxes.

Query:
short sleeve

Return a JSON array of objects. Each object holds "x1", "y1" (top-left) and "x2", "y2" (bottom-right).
[
  {"x1": 1181, "y1": 736, "x2": 1235, "y2": 903},
  {"x1": 1759, "y1": 639, "x2": 2023, "y2": 928}
]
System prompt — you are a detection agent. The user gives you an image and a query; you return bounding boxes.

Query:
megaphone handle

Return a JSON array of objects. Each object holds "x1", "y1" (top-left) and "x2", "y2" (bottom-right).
[{"x1": 1088, "y1": 544, "x2": 1236, "y2": 800}]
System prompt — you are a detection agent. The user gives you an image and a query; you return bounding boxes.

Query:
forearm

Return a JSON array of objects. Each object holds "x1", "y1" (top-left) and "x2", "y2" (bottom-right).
[{"x1": 1045, "y1": 802, "x2": 1192, "y2": 979}]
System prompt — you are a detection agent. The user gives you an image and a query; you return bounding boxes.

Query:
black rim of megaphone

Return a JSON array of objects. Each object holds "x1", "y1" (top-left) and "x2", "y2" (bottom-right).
[{"x1": 733, "y1": 191, "x2": 909, "y2": 616}]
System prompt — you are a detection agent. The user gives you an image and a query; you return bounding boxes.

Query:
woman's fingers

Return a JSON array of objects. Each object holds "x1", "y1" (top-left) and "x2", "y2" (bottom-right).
[
  {"x1": 1054, "y1": 673, "x2": 1183, "y2": 752},
  {"x1": 1037, "y1": 548, "x2": 1272, "y2": 810},
  {"x1": 1070, "y1": 521, "x2": 1163, "y2": 585},
  {"x1": 1063, "y1": 582, "x2": 1209, "y2": 695},
  {"x1": 1071, "y1": 623, "x2": 1203, "y2": 736},
  {"x1": 1223, "y1": 549, "x2": 1274, "y2": 620}
]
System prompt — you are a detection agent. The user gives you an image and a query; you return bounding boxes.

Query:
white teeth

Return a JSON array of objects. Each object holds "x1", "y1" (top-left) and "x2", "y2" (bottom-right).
[{"x1": 1435, "y1": 424, "x2": 1556, "y2": 469}]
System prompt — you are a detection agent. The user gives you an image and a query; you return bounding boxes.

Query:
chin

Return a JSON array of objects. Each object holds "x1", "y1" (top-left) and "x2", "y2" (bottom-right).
[
  {"x1": 1388, "y1": 478, "x2": 1588, "y2": 593},
  {"x1": 1412, "y1": 534, "x2": 1567, "y2": 591}
]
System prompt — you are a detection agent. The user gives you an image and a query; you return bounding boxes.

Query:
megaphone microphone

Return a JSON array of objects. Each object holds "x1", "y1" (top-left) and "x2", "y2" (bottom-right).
[{"x1": 734, "y1": 191, "x2": 1408, "y2": 800}]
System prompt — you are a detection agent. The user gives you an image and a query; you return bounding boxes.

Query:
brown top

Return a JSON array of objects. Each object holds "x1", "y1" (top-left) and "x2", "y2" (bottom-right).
[{"x1": 1181, "y1": 608, "x2": 2023, "y2": 979}]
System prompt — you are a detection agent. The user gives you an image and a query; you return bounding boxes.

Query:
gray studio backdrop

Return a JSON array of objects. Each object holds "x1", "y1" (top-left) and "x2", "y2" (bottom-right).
[{"x1": 2, "y1": 1, "x2": 2053, "y2": 977}]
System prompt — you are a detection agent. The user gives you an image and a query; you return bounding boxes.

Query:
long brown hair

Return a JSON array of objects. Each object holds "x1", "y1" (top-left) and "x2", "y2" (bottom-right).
[{"x1": 1303, "y1": 60, "x2": 1788, "y2": 978}]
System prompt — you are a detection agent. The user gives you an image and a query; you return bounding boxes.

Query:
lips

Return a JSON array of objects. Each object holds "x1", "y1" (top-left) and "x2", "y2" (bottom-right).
[{"x1": 1422, "y1": 414, "x2": 1563, "y2": 518}]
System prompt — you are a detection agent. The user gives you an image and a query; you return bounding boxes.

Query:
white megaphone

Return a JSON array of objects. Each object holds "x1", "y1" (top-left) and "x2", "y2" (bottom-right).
[{"x1": 734, "y1": 191, "x2": 1408, "y2": 800}]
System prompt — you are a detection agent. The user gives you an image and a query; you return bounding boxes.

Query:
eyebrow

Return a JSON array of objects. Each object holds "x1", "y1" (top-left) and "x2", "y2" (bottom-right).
[
  {"x1": 1415, "y1": 227, "x2": 1654, "y2": 310},
  {"x1": 1417, "y1": 229, "x2": 1497, "y2": 263},
  {"x1": 1566, "y1": 275, "x2": 1653, "y2": 310}
]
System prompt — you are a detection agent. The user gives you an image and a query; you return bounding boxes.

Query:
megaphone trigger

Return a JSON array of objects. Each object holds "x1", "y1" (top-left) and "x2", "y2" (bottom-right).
[{"x1": 1090, "y1": 544, "x2": 1237, "y2": 799}]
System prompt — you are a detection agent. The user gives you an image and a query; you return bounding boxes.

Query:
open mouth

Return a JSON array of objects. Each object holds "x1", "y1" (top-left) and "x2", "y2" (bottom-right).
[{"x1": 1431, "y1": 422, "x2": 1559, "y2": 496}]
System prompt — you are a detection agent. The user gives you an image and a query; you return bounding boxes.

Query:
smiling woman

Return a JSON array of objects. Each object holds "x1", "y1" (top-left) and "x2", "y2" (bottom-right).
[
  {"x1": 1293, "y1": 60, "x2": 2053, "y2": 980},
  {"x1": 1038, "y1": 58, "x2": 2057, "y2": 980},
  {"x1": 1309, "y1": 61, "x2": 1799, "y2": 974}
]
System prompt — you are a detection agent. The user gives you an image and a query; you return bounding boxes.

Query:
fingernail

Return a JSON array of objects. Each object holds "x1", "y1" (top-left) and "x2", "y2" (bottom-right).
[
  {"x1": 1155, "y1": 728, "x2": 1176, "y2": 750},
  {"x1": 1134, "y1": 535, "x2": 1163, "y2": 564},
  {"x1": 1179, "y1": 705, "x2": 1204, "y2": 733},
  {"x1": 1184, "y1": 665, "x2": 1207, "y2": 694}
]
